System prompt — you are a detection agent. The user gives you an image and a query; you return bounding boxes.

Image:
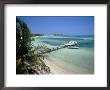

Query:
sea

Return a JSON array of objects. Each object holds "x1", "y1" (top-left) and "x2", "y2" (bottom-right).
[{"x1": 32, "y1": 35, "x2": 94, "y2": 74}]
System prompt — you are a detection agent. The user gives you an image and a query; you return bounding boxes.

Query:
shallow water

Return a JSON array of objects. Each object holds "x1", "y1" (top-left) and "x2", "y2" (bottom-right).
[
  {"x1": 32, "y1": 35, "x2": 94, "y2": 74},
  {"x1": 47, "y1": 47, "x2": 94, "y2": 74},
  {"x1": 37, "y1": 35, "x2": 94, "y2": 47}
]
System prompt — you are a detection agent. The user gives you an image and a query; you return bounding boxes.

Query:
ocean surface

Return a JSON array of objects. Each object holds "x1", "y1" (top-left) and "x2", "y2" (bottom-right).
[{"x1": 32, "y1": 35, "x2": 94, "y2": 74}]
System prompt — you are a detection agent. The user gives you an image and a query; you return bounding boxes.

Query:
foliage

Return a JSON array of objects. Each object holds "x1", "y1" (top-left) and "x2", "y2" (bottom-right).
[
  {"x1": 16, "y1": 18, "x2": 50, "y2": 74},
  {"x1": 16, "y1": 18, "x2": 31, "y2": 61},
  {"x1": 31, "y1": 33, "x2": 44, "y2": 37}
]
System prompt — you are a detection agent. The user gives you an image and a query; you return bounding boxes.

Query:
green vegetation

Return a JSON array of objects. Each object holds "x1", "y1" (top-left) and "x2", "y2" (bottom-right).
[
  {"x1": 16, "y1": 18, "x2": 50, "y2": 74},
  {"x1": 31, "y1": 34, "x2": 44, "y2": 37}
]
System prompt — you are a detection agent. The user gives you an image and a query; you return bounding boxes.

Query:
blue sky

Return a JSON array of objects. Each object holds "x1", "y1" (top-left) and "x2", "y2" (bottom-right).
[{"x1": 17, "y1": 16, "x2": 94, "y2": 35}]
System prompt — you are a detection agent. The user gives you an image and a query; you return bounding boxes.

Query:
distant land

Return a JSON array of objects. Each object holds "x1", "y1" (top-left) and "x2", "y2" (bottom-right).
[{"x1": 31, "y1": 33, "x2": 64, "y2": 37}]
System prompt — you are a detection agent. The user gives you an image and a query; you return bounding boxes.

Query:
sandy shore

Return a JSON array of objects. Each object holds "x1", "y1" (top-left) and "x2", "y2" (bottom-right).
[{"x1": 44, "y1": 56, "x2": 79, "y2": 74}]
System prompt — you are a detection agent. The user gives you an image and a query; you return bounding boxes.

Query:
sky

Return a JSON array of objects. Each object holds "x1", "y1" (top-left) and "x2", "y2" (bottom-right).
[{"x1": 17, "y1": 16, "x2": 94, "y2": 35}]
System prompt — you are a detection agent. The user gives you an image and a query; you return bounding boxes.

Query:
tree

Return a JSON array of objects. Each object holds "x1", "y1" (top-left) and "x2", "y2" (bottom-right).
[{"x1": 16, "y1": 18, "x2": 50, "y2": 74}]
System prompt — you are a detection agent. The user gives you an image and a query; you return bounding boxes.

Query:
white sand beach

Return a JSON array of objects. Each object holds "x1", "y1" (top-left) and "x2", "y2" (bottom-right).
[
  {"x1": 32, "y1": 36, "x2": 94, "y2": 74},
  {"x1": 44, "y1": 56, "x2": 80, "y2": 74}
]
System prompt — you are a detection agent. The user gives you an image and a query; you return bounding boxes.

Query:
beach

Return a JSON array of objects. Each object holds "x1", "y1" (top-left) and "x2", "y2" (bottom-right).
[
  {"x1": 44, "y1": 55, "x2": 79, "y2": 74},
  {"x1": 32, "y1": 35, "x2": 94, "y2": 74}
]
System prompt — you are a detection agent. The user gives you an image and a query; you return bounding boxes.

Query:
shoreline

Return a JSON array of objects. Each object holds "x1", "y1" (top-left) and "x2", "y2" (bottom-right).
[
  {"x1": 32, "y1": 36, "x2": 94, "y2": 74},
  {"x1": 44, "y1": 55, "x2": 80, "y2": 74}
]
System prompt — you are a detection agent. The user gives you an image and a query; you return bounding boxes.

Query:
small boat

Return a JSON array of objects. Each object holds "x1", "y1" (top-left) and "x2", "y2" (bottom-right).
[
  {"x1": 64, "y1": 41, "x2": 78, "y2": 46},
  {"x1": 64, "y1": 41, "x2": 79, "y2": 49}
]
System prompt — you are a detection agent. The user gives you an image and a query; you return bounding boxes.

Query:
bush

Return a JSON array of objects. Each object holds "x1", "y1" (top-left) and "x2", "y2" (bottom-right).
[{"x1": 16, "y1": 17, "x2": 50, "y2": 74}]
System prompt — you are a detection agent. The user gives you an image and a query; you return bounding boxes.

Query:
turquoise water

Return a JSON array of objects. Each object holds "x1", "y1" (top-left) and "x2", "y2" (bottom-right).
[
  {"x1": 36, "y1": 35, "x2": 94, "y2": 47},
  {"x1": 33, "y1": 35, "x2": 94, "y2": 74},
  {"x1": 48, "y1": 47, "x2": 94, "y2": 74}
]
